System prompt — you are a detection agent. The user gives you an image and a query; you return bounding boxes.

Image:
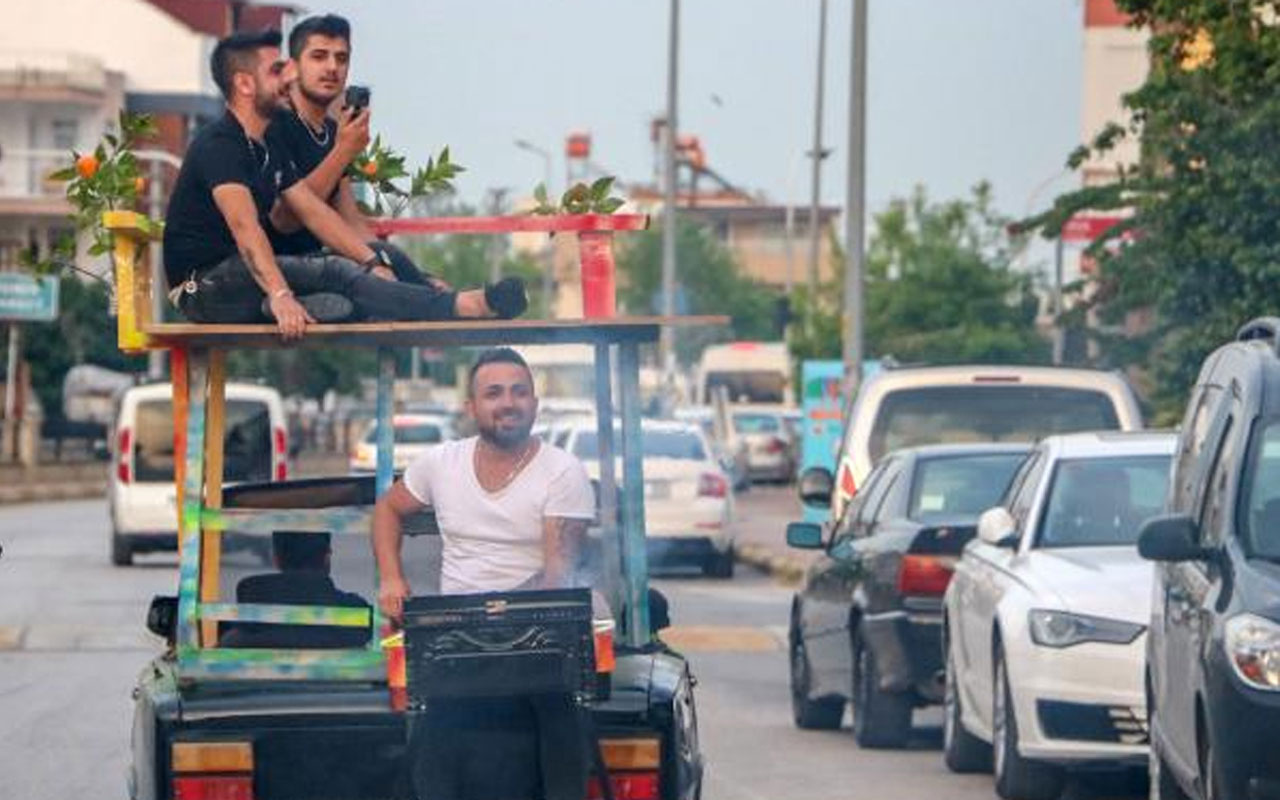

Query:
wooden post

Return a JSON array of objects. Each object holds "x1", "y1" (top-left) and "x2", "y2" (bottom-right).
[
  {"x1": 175, "y1": 349, "x2": 209, "y2": 652},
  {"x1": 617, "y1": 342, "x2": 650, "y2": 645},
  {"x1": 102, "y1": 210, "x2": 158, "y2": 353},
  {"x1": 593, "y1": 342, "x2": 621, "y2": 617},
  {"x1": 199, "y1": 350, "x2": 227, "y2": 646},
  {"x1": 172, "y1": 347, "x2": 189, "y2": 547}
]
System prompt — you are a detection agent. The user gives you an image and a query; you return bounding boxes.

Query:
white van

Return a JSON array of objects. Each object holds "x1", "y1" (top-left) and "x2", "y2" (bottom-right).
[
  {"x1": 828, "y1": 365, "x2": 1143, "y2": 521},
  {"x1": 108, "y1": 382, "x2": 288, "y2": 565},
  {"x1": 697, "y1": 341, "x2": 793, "y2": 405}
]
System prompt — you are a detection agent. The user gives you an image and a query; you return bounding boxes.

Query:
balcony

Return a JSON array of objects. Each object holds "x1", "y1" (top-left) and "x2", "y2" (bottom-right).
[
  {"x1": 0, "y1": 150, "x2": 73, "y2": 217},
  {"x1": 0, "y1": 51, "x2": 111, "y2": 104}
]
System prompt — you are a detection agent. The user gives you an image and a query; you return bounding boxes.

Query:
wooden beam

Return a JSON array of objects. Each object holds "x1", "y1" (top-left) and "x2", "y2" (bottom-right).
[
  {"x1": 175, "y1": 351, "x2": 209, "y2": 651},
  {"x1": 177, "y1": 645, "x2": 384, "y2": 682},
  {"x1": 199, "y1": 350, "x2": 227, "y2": 646},
  {"x1": 172, "y1": 347, "x2": 189, "y2": 550},
  {"x1": 370, "y1": 213, "x2": 648, "y2": 237},
  {"x1": 197, "y1": 603, "x2": 371, "y2": 627}
]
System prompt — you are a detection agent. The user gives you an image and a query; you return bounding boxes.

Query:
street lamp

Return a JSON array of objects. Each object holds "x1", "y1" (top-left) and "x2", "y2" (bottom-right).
[{"x1": 514, "y1": 139, "x2": 556, "y2": 308}]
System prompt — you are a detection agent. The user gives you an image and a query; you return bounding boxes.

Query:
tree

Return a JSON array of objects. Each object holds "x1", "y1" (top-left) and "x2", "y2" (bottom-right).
[
  {"x1": 791, "y1": 183, "x2": 1047, "y2": 368},
  {"x1": 616, "y1": 221, "x2": 778, "y2": 365},
  {"x1": 1024, "y1": 1, "x2": 1280, "y2": 419}
]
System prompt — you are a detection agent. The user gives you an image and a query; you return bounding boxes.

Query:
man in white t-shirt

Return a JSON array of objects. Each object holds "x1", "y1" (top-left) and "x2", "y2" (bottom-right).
[{"x1": 372, "y1": 347, "x2": 597, "y2": 800}]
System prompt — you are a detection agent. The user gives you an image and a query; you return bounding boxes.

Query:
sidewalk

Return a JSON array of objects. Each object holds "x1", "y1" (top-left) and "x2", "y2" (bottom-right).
[{"x1": 730, "y1": 484, "x2": 821, "y2": 585}]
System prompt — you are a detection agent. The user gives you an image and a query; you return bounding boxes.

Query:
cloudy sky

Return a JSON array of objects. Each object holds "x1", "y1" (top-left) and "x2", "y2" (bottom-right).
[{"x1": 319, "y1": 0, "x2": 1085, "y2": 220}]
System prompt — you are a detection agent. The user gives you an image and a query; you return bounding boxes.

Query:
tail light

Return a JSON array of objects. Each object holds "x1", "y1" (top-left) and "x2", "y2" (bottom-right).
[
  {"x1": 588, "y1": 738, "x2": 661, "y2": 800},
  {"x1": 839, "y1": 464, "x2": 857, "y2": 499},
  {"x1": 116, "y1": 427, "x2": 132, "y2": 484},
  {"x1": 896, "y1": 554, "x2": 955, "y2": 596},
  {"x1": 272, "y1": 427, "x2": 287, "y2": 481},
  {"x1": 172, "y1": 776, "x2": 253, "y2": 800},
  {"x1": 172, "y1": 741, "x2": 253, "y2": 800},
  {"x1": 587, "y1": 772, "x2": 660, "y2": 800},
  {"x1": 594, "y1": 619, "x2": 616, "y2": 673},
  {"x1": 765, "y1": 437, "x2": 787, "y2": 454},
  {"x1": 698, "y1": 472, "x2": 728, "y2": 498}
]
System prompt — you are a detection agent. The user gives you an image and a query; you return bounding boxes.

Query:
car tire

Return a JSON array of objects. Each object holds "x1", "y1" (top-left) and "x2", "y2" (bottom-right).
[
  {"x1": 943, "y1": 637, "x2": 992, "y2": 773},
  {"x1": 993, "y1": 645, "x2": 1062, "y2": 800},
  {"x1": 705, "y1": 547, "x2": 735, "y2": 579},
  {"x1": 789, "y1": 626, "x2": 845, "y2": 730},
  {"x1": 111, "y1": 528, "x2": 133, "y2": 567},
  {"x1": 851, "y1": 632, "x2": 912, "y2": 748}
]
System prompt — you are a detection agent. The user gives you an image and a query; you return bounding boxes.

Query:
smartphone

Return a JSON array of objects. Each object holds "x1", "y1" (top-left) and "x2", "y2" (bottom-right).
[{"x1": 345, "y1": 85, "x2": 371, "y2": 112}]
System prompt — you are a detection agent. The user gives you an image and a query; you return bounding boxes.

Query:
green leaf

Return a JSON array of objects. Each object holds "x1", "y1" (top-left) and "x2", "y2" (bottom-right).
[
  {"x1": 589, "y1": 176, "x2": 614, "y2": 203},
  {"x1": 597, "y1": 197, "x2": 626, "y2": 214}
]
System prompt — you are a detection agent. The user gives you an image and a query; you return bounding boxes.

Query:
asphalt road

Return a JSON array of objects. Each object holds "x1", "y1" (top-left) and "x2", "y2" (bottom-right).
[{"x1": 0, "y1": 493, "x2": 1144, "y2": 799}]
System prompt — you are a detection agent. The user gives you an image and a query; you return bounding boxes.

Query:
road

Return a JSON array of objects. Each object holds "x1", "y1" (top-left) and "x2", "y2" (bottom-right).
[{"x1": 0, "y1": 490, "x2": 1143, "y2": 799}]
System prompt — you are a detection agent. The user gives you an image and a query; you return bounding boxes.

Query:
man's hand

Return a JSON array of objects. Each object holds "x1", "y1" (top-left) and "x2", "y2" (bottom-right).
[
  {"x1": 268, "y1": 292, "x2": 315, "y2": 340},
  {"x1": 337, "y1": 107, "x2": 371, "y2": 160},
  {"x1": 379, "y1": 575, "x2": 411, "y2": 627},
  {"x1": 370, "y1": 265, "x2": 396, "y2": 282}
]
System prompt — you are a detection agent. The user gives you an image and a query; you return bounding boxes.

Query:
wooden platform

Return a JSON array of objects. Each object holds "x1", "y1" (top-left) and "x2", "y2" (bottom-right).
[{"x1": 140, "y1": 315, "x2": 727, "y2": 350}]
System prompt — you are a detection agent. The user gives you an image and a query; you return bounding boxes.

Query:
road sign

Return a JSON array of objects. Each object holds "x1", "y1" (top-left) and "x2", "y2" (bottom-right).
[
  {"x1": 0, "y1": 273, "x2": 59, "y2": 322},
  {"x1": 1061, "y1": 214, "x2": 1127, "y2": 243}
]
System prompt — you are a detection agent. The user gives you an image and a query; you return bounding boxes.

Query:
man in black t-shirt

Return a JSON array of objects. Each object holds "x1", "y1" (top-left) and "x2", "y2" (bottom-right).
[{"x1": 163, "y1": 31, "x2": 526, "y2": 340}]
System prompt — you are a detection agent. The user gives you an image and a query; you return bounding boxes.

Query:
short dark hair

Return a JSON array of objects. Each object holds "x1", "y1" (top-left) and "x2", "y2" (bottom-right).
[
  {"x1": 272, "y1": 531, "x2": 331, "y2": 571},
  {"x1": 288, "y1": 14, "x2": 351, "y2": 59},
  {"x1": 468, "y1": 347, "x2": 533, "y2": 396},
  {"x1": 210, "y1": 30, "x2": 283, "y2": 99}
]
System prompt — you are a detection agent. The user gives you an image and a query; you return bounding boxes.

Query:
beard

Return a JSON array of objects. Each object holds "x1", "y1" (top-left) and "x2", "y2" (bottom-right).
[
  {"x1": 253, "y1": 85, "x2": 284, "y2": 117},
  {"x1": 476, "y1": 412, "x2": 534, "y2": 450}
]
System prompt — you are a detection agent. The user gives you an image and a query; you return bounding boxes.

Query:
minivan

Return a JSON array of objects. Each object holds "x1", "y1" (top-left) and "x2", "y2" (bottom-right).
[
  {"x1": 108, "y1": 382, "x2": 288, "y2": 565},
  {"x1": 829, "y1": 366, "x2": 1144, "y2": 521}
]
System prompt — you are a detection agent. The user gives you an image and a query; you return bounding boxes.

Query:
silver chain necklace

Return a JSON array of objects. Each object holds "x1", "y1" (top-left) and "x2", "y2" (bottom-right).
[
  {"x1": 476, "y1": 438, "x2": 537, "y2": 491},
  {"x1": 294, "y1": 105, "x2": 330, "y2": 148}
]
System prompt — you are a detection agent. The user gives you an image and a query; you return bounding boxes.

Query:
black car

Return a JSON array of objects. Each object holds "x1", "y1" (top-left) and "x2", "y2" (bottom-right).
[
  {"x1": 1140, "y1": 317, "x2": 1280, "y2": 800},
  {"x1": 785, "y1": 443, "x2": 1029, "y2": 747}
]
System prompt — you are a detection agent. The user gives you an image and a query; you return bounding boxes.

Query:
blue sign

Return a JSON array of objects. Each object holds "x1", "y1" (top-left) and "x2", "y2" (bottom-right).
[
  {"x1": 0, "y1": 273, "x2": 59, "y2": 322},
  {"x1": 799, "y1": 359, "x2": 882, "y2": 523}
]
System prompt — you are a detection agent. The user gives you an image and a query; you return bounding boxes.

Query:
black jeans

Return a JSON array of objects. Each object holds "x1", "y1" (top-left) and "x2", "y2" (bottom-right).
[
  {"x1": 409, "y1": 694, "x2": 589, "y2": 800},
  {"x1": 177, "y1": 243, "x2": 457, "y2": 323}
]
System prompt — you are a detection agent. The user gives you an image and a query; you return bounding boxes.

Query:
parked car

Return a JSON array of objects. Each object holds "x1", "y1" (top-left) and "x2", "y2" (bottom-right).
[
  {"x1": 785, "y1": 443, "x2": 1030, "y2": 746},
  {"x1": 673, "y1": 404, "x2": 750, "y2": 492},
  {"x1": 108, "y1": 382, "x2": 288, "y2": 566},
  {"x1": 562, "y1": 419, "x2": 736, "y2": 577},
  {"x1": 731, "y1": 405, "x2": 799, "y2": 484},
  {"x1": 1140, "y1": 318, "x2": 1280, "y2": 800},
  {"x1": 828, "y1": 365, "x2": 1145, "y2": 522},
  {"x1": 943, "y1": 431, "x2": 1174, "y2": 800},
  {"x1": 349, "y1": 413, "x2": 456, "y2": 473}
]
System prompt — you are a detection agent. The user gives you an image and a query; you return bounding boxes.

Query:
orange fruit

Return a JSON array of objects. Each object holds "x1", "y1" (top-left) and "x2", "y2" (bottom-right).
[
  {"x1": 75, "y1": 154, "x2": 99, "y2": 180},
  {"x1": 362, "y1": 161, "x2": 378, "y2": 177},
  {"x1": 134, "y1": 177, "x2": 147, "y2": 195}
]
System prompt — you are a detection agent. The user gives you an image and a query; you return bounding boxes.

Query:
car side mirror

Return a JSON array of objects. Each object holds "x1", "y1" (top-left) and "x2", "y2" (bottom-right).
[
  {"x1": 977, "y1": 507, "x2": 1018, "y2": 548},
  {"x1": 798, "y1": 467, "x2": 834, "y2": 508},
  {"x1": 649, "y1": 588, "x2": 671, "y2": 634},
  {"x1": 787, "y1": 521, "x2": 825, "y2": 550},
  {"x1": 146, "y1": 595, "x2": 177, "y2": 645},
  {"x1": 1138, "y1": 514, "x2": 1206, "y2": 562}
]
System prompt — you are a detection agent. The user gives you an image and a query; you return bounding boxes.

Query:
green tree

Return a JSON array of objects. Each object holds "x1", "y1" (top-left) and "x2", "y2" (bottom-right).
[
  {"x1": 616, "y1": 221, "x2": 778, "y2": 365},
  {"x1": 791, "y1": 183, "x2": 1047, "y2": 367},
  {"x1": 1024, "y1": 1, "x2": 1280, "y2": 419}
]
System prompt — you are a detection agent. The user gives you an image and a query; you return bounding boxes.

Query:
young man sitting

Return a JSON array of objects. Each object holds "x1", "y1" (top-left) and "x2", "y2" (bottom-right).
[{"x1": 162, "y1": 30, "x2": 527, "y2": 340}]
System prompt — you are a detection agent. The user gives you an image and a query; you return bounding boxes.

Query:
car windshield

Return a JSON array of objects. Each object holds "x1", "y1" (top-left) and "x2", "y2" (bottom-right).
[
  {"x1": 573, "y1": 429, "x2": 706, "y2": 461},
  {"x1": 1037, "y1": 454, "x2": 1171, "y2": 548},
  {"x1": 134, "y1": 399, "x2": 272, "y2": 483},
  {"x1": 1240, "y1": 421, "x2": 1280, "y2": 559},
  {"x1": 869, "y1": 385, "x2": 1121, "y2": 461},
  {"x1": 733, "y1": 413, "x2": 780, "y2": 434},
  {"x1": 365, "y1": 423, "x2": 445, "y2": 445},
  {"x1": 908, "y1": 453, "x2": 1027, "y2": 522}
]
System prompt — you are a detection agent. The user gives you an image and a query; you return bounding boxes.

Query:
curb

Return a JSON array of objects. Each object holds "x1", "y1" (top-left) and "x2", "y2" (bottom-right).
[
  {"x1": 735, "y1": 542, "x2": 807, "y2": 585},
  {"x1": 0, "y1": 480, "x2": 107, "y2": 506}
]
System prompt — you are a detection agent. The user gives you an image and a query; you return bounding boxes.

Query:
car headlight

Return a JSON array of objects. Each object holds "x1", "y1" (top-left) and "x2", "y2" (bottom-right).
[
  {"x1": 1225, "y1": 614, "x2": 1280, "y2": 691},
  {"x1": 1027, "y1": 609, "x2": 1145, "y2": 648}
]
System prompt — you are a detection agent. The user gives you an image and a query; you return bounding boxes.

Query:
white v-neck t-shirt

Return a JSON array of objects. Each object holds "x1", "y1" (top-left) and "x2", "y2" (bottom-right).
[{"x1": 402, "y1": 437, "x2": 595, "y2": 594}]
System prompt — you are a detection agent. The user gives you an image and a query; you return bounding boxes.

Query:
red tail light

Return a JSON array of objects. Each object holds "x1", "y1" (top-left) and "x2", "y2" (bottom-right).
[
  {"x1": 272, "y1": 427, "x2": 287, "y2": 481},
  {"x1": 172, "y1": 775, "x2": 253, "y2": 800},
  {"x1": 116, "y1": 427, "x2": 132, "y2": 484},
  {"x1": 765, "y1": 437, "x2": 787, "y2": 454},
  {"x1": 587, "y1": 771, "x2": 660, "y2": 800},
  {"x1": 896, "y1": 554, "x2": 954, "y2": 596},
  {"x1": 698, "y1": 472, "x2": 728, "y2": 498},
  {"x1": 839, "y1": 464, "x2": 857, "y2": 498}
]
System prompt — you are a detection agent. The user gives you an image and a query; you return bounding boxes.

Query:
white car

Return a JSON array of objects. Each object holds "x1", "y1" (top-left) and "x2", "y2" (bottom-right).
[
  {"x1": 731, "y1": 405, "x2": 798, "y2": 484},
  {"x1": 349, "y1": 413, "x2": 456, "y2": 473},
  {"x1": 560, "y1": 420, "x2": 736, "y2": 577},
  {"x1": 942, "y1": 431, "x2": 1175, "y2": 800}
]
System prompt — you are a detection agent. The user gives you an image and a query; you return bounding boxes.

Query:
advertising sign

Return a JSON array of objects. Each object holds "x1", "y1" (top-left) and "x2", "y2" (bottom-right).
[
  {"x1": 0, "y1": 273, "x2": 59, "y2": 322},
  {"x1": 799, "y1": 359, "x2": 881, "y2": 523}
]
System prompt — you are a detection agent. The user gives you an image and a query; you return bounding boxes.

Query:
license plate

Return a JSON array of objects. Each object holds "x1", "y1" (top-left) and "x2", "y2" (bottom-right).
[{"x1": 645, "y1": 480, "x2": 670, "y2": 500}]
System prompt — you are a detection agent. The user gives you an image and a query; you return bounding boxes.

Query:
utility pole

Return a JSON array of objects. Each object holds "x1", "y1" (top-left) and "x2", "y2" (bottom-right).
[
  {"x1": 843, "y1": 0, "x2": 868, "y2": 392},
  {"x1": 659, "y1": 0, "x2": 680, "y2": 386},
  {"x1": 807, "y1": 0, "x2": 829, "y2": 294}
]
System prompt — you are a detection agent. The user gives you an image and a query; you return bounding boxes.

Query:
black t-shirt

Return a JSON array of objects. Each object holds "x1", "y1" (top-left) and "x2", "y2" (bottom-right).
[
  {"x1": 162, "y1": 112, "x2": 299, "y2": 288},
  {"x1": 265, "y1": 107, "x2": 340, "y2": 255}
]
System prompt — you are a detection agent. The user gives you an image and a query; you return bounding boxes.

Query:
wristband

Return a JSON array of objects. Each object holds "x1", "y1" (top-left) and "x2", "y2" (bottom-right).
[{"x1": 271, "y1": 288, "x2": 293, "y2": 300}]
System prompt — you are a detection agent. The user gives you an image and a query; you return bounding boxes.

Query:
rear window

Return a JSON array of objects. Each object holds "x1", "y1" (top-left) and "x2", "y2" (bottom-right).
[
  {"x1": 364, "y1": 423, "x2": 445, "y2": 445},
  {"x1": 1037, "y1": 455, "x2": 1171, "y2": 547},
  {"x1": 733, "y1": 413, "x2": 780, "y2": 434},
  {"x1": 869, "y1": 385, "x2": 1120, "y2": 461},
  {"x1": 573, "y1": 429, "x2": 706, "y2": 461},
  {"x1": 133, "y1": 399, "x2": 272, "y2": 483},
  {"x1": 705, "y1": 371, "x2": 786, "y2": 404},
  {"x1": 908, "y1": 453, "x2": 1027, "y2": 522},
  {"x1": 1241, "y1": 421, "x2": 1280, "y2": 559}
]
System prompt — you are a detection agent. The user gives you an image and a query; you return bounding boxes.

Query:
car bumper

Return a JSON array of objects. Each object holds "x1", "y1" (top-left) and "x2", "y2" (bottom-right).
[
  {"x1": 647, "y1": 536, "x2": 730, "y2": 566},
  {"x1": 1202, "y1": 648, "x2": 1280, "y2": 799},
  {"x1": 1008, "y1": 635, "x2": 1147, "y2": 763},
  {"x1": 117, "y1": 531, "x2": 178, "y2": 553},
  {"x1": 861, "y1": 603, "x2": 944, "y2": 702}
]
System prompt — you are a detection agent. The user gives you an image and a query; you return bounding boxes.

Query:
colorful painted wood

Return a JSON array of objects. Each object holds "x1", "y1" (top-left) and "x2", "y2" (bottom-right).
[
  {"x1": 102, "y1": 210, "x2": 160, "y2": 354},
  {"x1": 203, "y1": 507, "x2": 373, "y2": 537},
  {"x1": 197, "y1": 603, "x2": 371, "y2": 627}
]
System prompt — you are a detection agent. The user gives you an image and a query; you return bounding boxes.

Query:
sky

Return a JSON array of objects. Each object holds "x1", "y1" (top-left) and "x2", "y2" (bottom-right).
[{"x1": 320, "y1": 0, "x2": 1085, "y2": 222}]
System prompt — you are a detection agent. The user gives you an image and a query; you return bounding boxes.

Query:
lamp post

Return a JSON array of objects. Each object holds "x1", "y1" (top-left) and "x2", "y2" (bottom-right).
[
  {"x1": 808, "y1": 0, "x2": 830, "y2": 294},
  {"x1": 660, "y1": 0, "x2": 681, "y2": 393},
  {"x1": 843, "y1": 0, "x2": 868, "y2": 394},
  {"x1": 514, "y1": 139, "x2": 556, "y2": 307}
]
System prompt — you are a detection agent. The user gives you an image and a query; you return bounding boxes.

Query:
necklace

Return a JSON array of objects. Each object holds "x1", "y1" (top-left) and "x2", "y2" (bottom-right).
[
  {"x1": 476, "y1": 438, "x2": 537, "y2": 492},
  {"x1": 289, "y1": 100, "x2": 331, "y2": 148}
]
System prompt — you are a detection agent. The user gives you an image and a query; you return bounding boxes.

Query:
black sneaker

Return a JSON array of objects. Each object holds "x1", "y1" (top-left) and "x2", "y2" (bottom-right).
[
  {"x1": 261, "y1": 292, "x2": 355, "y2": 323},
  {"x1": 484, "y1": 277, "x2": 529, "y2": 319}
]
